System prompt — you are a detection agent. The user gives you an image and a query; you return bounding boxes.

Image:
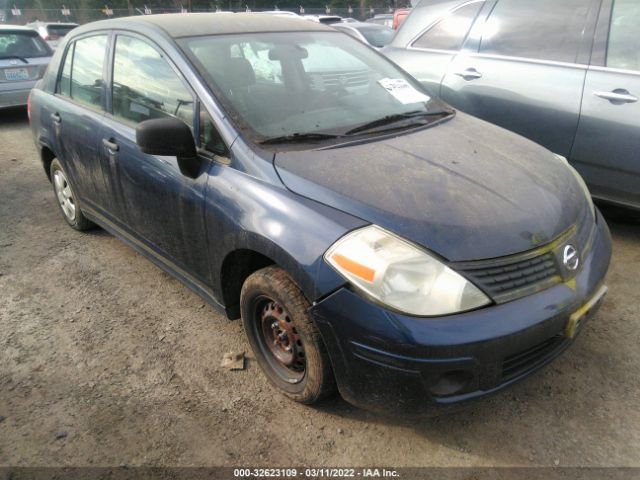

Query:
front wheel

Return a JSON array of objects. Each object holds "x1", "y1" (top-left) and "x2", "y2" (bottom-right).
[{"x1": 240, "y1": 266, "x2": 335, "y2": 404}]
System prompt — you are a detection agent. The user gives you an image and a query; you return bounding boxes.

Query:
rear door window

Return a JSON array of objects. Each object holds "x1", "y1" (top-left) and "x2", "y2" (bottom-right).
[
  {"x1": 69, "y1": 35, "x2": 108, "y2": 109},
  {"x1": 0, "y1": 31, "x2": 50, "y2": 58},
  {"x1": 606, "y1": 0, "x2": 640, "y2": 71},
  {"x1": 479, "y1": 0, "x2": 592, "y2": 63},
  {"x1": 412, "y1": 2, "x2": 484, "y2": 51}
]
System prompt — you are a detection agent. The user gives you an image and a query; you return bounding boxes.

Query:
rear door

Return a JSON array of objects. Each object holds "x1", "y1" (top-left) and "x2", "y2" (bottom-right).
[
  {"x1": 440, "y1": 0, "x2": 599, "y2": 158},
  {"x1": 49, "y1": 33, "x2": 110, "y2": 211},
  {"x1": 571, "y1": 0, "x2": 640, "y2": 208}
]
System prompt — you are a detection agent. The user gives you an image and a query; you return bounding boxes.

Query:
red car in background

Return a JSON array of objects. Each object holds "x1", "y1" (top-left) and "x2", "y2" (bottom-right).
[{"x1": 393, "y1": 8, "x2": 411, "y2": 29}]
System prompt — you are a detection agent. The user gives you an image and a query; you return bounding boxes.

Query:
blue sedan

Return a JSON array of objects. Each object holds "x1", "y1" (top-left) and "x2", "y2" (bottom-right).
[{"x1": 29, "y1": 13, "x2": 611, "y2": 414}]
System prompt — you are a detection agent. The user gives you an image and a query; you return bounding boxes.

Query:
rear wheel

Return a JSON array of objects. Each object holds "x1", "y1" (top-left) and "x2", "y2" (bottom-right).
[
  {"x1": 240, "y1": 266, "x2": 335, "y2": 404},
  {"x1": 50, "y1": 159, "x2": 94, "y2": 231}
]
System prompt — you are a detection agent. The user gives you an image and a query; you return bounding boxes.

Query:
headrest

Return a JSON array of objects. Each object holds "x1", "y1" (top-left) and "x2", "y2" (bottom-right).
[{"x1": 227, "y1": 57, "x2": 256, "y2": 88}]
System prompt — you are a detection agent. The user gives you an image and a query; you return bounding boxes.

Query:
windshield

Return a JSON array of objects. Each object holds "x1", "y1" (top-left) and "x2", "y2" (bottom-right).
[
  {"x1": 357, "y1": 25, "x2": 395, "y2": 47},
  {"x1": 179, "y1": 31, "x2": 450, "y2": 142},
  {"x1": 0, "y1": 32, "x2": 51, "y2": 58}
]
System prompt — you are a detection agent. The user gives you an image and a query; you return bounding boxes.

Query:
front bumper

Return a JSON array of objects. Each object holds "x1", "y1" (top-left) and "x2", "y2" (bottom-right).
[{"x1": 311, "y1": 210, "x2": 612, "y2": 415}]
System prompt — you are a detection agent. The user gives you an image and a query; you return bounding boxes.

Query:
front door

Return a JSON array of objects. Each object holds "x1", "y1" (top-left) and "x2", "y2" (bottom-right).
[
  {"x1": 100, "y1": 33, "x2": 212, "y2": 285},
  {"x1": 571, "y1": 0, "x2": 640, "y2": 208}
]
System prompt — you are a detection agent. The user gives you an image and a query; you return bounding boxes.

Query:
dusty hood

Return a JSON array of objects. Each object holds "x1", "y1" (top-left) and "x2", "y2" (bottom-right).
[{"x1": 274, "y1": 112, "x2": 590, "y2": 262}]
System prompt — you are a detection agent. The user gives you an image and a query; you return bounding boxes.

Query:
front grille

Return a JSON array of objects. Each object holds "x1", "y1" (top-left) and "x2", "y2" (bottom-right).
[
  {"x1": 458, "y1": 251, "x2": 561, "y2": 303},
  {"x1": 310, "y1": 70, "x2": 370, "y2": 89},
  {"x1": 502, "y1": 335, "x2": 567, "y2": 380}
]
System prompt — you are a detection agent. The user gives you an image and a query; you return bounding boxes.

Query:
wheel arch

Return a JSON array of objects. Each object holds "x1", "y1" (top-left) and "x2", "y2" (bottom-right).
[
  {"x1": 217, "y1": 234, "x2": 319, "y2": 320},
  {"x1": 40, "y1": 144, "x2": 56, "y2": 181}
]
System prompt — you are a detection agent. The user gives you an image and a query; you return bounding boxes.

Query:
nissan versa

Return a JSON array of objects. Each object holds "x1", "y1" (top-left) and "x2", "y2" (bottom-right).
[{"x1": 29, "y1": 13, "x2": 612, "y2": 414}]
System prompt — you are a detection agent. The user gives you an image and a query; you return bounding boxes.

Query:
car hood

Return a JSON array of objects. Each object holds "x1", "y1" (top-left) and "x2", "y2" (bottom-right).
[{"x1": 273, "y1": 112, "x2": 590, "y2": 261}]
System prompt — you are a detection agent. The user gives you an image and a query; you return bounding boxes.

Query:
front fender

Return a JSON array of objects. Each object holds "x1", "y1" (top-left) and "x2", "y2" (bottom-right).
[{"x1": 204, "y1": 160, "x2": 366, "y2": 306}]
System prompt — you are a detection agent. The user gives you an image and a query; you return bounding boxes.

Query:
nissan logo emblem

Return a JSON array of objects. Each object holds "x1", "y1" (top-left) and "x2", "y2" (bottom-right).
[{"x1": 563, "y1": 245, "x2": 580, "y2": 271}]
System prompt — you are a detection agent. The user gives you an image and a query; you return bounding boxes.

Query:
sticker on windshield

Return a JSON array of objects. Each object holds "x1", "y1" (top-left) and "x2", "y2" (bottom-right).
[{"x1": 377, "y1": 78, "x2": 430, "y2": 105}]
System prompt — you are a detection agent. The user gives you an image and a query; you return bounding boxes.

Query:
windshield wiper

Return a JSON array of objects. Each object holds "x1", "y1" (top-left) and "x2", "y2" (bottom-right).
[
  {"x1": 260, "y1": 132, "x2": 345, "y2": 145},
  {"x1": 344, "y1": 110, "x2": 448, "y2": 136},
  {"x1": 0, "y1": 55, "x2": 29, "y2": 64}
]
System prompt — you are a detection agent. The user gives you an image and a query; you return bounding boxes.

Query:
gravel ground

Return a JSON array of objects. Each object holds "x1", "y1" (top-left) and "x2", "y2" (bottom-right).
[{"x1": 0, "y1": 106, "x2": 639, "y2": 468}]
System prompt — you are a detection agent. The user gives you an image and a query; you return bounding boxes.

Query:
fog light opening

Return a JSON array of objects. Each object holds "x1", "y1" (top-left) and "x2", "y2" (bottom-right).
[{"x1": 429, "y1": 370, "x2": 474, "y2": 397}]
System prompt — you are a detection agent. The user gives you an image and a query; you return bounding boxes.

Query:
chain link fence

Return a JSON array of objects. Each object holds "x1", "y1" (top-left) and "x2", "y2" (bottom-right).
[{"x1": 0, "y1": 5, "x2": 398, "y2": 24}]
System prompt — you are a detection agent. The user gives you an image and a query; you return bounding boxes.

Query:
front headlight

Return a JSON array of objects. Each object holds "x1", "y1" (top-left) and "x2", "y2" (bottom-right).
[
  {"x1": 555, "y1": 154, "x2": 595, "y2": 220},
  {"x1": 324, "y1": 225, "x2": 491, "y2": 317}
]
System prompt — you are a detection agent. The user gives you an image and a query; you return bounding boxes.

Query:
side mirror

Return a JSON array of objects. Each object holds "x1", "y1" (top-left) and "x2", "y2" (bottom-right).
[{"x1": 136, "y1": 117, "x2": 197, "y2": 159}]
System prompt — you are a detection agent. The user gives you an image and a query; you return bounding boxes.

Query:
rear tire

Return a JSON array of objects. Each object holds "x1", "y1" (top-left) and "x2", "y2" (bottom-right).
[
  {"x1": 50, "y1": 159, "x2": 94, "y2": 231},
  {"x1": 240, "y1": 266, "x2": 336, "y2": 404}
]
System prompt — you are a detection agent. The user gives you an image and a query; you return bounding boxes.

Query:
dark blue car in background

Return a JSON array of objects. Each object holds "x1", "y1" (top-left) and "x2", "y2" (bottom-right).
[{"x1": 29, "y1": 13, "x2": 611, "y2": 414}]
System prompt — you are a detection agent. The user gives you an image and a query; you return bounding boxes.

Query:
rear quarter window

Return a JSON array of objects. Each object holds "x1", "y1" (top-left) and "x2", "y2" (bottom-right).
[{"x1": 412, "y1": 2, "x2": 483, "y2": 51}]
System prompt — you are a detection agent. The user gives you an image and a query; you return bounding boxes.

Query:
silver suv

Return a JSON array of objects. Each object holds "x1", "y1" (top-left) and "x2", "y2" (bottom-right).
[
  {"x1": 26, "y1": 21, "x2": 78, "y2": 50},
  {"x1": 0, "y1": 25, "x2": 52, "y2": 109},
  {"x1": 383, "y1": 0, "x2": 640, "y2": 210}
]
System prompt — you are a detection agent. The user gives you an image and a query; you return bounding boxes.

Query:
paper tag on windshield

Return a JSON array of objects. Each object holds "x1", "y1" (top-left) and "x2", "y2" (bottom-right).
[{"x1": 378, "y1": 78, "x2": 430, "y2": 105}]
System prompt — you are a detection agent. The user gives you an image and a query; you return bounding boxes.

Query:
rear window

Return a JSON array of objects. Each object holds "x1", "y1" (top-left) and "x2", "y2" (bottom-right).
[
  {"x1": 47, "y1": 25, "x2": 77, "y2": 37},
  {"x1": 0, "y1": 32, "x2": 50, "y2": 58}
]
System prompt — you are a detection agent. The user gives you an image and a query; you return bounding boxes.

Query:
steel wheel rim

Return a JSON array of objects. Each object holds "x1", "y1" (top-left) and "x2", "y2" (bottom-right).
[
  {"x1": 53, "y1": 170, "x2": 76, "y2": 222},
  {"x1": 255, "y1": 296, "x2": 306, "y2": 384}
]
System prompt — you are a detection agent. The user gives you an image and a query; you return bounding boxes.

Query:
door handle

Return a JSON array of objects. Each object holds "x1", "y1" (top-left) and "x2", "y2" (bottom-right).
[
  {"x1": 50, "y1": 112, "x2": 61, "y2": 124},
  {"x1": 454, "y1": 68, "x2": 483, "y2": 81},
  {"x1": 594, "y1": 89, "x2": 638, "y2": 104},
  {"x1": 102, "y1": 138, "x2": 119, "y2": 152}
]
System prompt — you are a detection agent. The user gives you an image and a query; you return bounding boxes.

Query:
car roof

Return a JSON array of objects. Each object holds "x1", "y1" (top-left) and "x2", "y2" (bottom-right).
[
  {"x1": 27, "y1": 21, "x2": 79, "y2": 27},
  {"x1": 260, "y1": 11, "x2": 299, "y2": 15},
  {"x1": 82, "y1": 12, "x2": 332, "y2": 38},
  {"x1": 0, "y1": 24, "x2": 39, "y2": 33}
]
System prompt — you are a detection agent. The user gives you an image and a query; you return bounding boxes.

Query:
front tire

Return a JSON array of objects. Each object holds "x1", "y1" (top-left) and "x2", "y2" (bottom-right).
[
  {"x1": 240, "y1": 266, "x2": 335, "y2": 404},
  {"x1": 50, "y1": 159, "x2": 94, "y2": 231}
]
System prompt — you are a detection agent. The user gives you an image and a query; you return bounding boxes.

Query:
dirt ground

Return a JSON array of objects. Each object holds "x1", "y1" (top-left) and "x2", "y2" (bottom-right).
[{"x1": 0, "y1": 106, "x2": 639, "y2": 468}]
